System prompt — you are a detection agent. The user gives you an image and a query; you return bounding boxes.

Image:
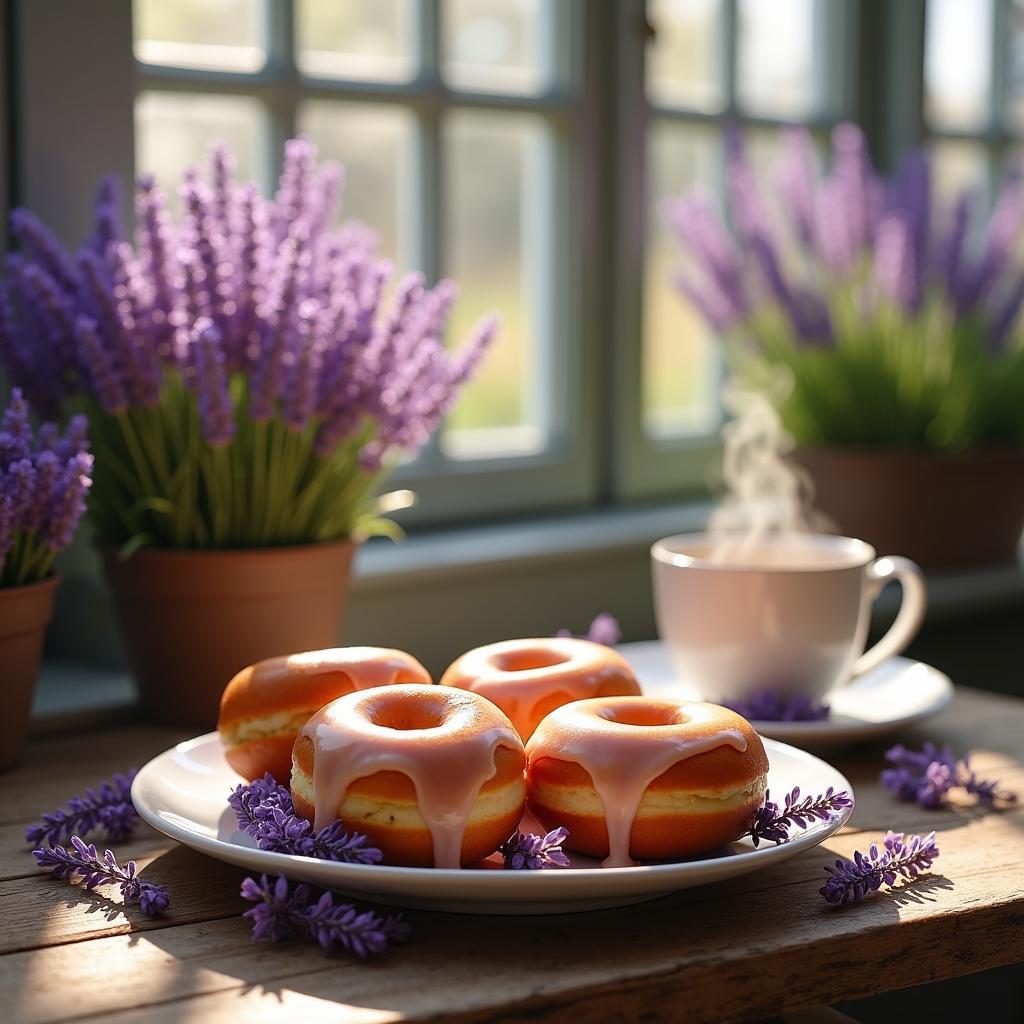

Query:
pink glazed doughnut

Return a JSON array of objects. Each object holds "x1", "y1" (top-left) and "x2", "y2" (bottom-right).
[{"x1": 440, "y1": 637, "x2": 642, "y2": 739}]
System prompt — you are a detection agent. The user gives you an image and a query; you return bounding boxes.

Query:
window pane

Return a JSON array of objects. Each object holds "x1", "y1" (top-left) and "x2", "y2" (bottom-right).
[
  {"x1": 135, "y1": 92, "x2": 268, "y2": 203},
  {"x1": 925, "y1": 0, "x2": 993, "y2": 132},
  {"x1": 300, "y1": 102, "x2": 414, "y2": 265},
  {"x1": 930, "y1": 139, "x2": 989, "y2": 204},
  {"x1": 646, "y1": 0, "x2": 723, "y2": 112},
  {"x1": 133, "y1": 0, "x2": 266, "y2": 72},
  {"x1": 442, "y1": 111, "x2": 549, "y2": 457},
  {"x1": 737, "y1": 0, "x2": 814, "y2": 119},
  {"x1": 296, "y1": 0, "x2": 415, "y2": 82},
  {"x1": 442, "y1": 0, "x2": 548, "y2": 95},
  {"x1": 644, "y1": 122, "x2": 719, "y2": 438},
  {"x1": 1005, "y1": 0, "x2": 1024, "y2": 130}
]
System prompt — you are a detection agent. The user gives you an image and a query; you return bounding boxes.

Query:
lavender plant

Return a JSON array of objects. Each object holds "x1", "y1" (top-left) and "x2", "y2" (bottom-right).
[
  {"x1": 0, "y1": 388, "x2": 92, "y2": 587},
  {"x1": 32, "y1": 835, "x2": 170, "y2": 915},
  {"x1": 665, "y1": 123, "x2": 1024, "y2": 450},
  {"x1": 0, "y1": 138, "x2": 497, "y2": 550},
  {"x1": 25, "y1": 769, "x2": 139, "y2": 846},
  {"x1": 820, "y1": 830, "x2": 939, "y2": 905},
  {"x1": 240, "y1": 874, "x2": 409, "y2": 956}
]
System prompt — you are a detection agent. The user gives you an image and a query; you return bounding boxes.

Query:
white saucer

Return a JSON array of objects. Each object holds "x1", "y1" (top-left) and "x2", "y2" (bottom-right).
[
  {"x1": 621, "y1": 641, "x2": 954, "y2": 747},
  {"x1": 132, "y1": 732, "x2": 853, "y2": 915}
]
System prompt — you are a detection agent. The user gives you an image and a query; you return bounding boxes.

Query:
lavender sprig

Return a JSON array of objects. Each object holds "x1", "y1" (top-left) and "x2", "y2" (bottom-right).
[
  {"x1": 881, "y1": 743, "x2": 1017, "y2": 809},
  {"x1": 240, "y1": 874, "x2": 409, "y2": 957},
  {"x1": 25, "y1": 769, "x2": 139, "y2": 846},
  {"x1": 499, "y1": 826, "x2": 571, "y2": 870},
  {"x1": 820, "y1": 830, "x2": 939, "y2": 905},
  {"x1": 228, "y1": 775, "x2": 382, "y2": 864},
  {"x1": 720, "y1": 690, "x2": 831, "y2": 722},
  {"x1": 555, "y1": 612, "x2": 621, "y2": 647},
  {"x1": 747, "y1": 787, "x2": 853, "y2": 847},
  {"x1": 32, "y1": 835, "x2": 170, "y2": 915}
]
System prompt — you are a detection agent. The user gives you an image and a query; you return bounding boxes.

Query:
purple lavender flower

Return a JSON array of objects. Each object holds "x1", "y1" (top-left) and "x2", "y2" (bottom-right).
[
  {"x1": 240, "y1": 874, "x2": 409, "y2": 957},
  {"x1": 75, "y1": 315, "x2": 127, "y2": 414},
  {"x1": 0, "y1": 394, "x2": 92, "y2": 583},
  {"x1": 191, "y1": 320, "x2": 236, "y2": 446},
  {"x1": 820, "y1": 830, "x2": 939, "y2": 905},
  {"x1": 556, "y1": 612, "x2": 622, "y2": 647},
  {"x1": 499, "y1": 826, "x2": 571, "y2": 870},
  {"x1": 720, "y1": 689, "x2": 831, "y2": 722},
  {"x1": 881, "y1": 743, "x2": 1017, "y2": 808},
  {"x1": 33, "y1": 835, "x2": 170, "y2": 916},
  {"x1": 228, "y1": 776, "x2": 383, "y2": 864},
  {"x1": 747, "y1": 787, "x2": 853, "y2": 847},
  {"x1": 25, "y1": 769, "x2": 139, "y2": 846},
  {"x1": 89, "y1": 174, "x2": 123, "y2": 256}
]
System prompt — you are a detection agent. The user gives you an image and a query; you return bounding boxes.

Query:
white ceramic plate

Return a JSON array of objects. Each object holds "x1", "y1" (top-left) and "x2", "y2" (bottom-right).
[
  {"x1": 622, "y1": 641, "x2": 954, "y2": 748},
  {"x1": 132, "y1": 732, "x2": 853, "y2": 915}
]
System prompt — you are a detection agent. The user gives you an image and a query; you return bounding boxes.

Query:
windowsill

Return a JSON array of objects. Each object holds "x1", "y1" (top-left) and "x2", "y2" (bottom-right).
[{"x1": 32, "y1": 500, "x2": 1024, "y2": 732}]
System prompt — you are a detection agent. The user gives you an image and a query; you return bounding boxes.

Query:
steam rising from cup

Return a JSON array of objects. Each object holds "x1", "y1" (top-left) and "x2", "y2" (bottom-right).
[{"x1": 708, "y1": 379, "x2": 831, "y2": 564}]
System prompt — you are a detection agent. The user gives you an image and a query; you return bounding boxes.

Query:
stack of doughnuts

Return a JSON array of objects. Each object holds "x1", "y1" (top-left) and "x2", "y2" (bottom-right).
[{"x1": 218, "y1": 637, "x2": 769, "y2": 869}]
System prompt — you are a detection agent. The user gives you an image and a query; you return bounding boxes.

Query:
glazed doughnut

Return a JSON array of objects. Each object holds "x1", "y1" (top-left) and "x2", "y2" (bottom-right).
[
  {"x1": 440, "y1": 637, "x2": 642, "y2": 739},
  {"x1": 526, "y1": 696, "x2": 768, "y2": 866},
  {"x1": 218, "y1": 647, "x2": 431, "y2": 783},
  {"x1": 291, "y1": 684, "x2": 526, "y2": 868}
]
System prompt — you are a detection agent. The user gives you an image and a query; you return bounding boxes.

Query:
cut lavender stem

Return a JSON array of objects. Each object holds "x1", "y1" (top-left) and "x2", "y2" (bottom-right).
[
  {"x1": 820, "y1": 830, "x2": 939, "y2": 905},
  {"x1": 880, "y1": 742, "x2": 1017, "y2": 809},
  {"x1": 24, "y1": 769, "x2": 138, "y2": 846},
  {"x1": 555, "y1": 612, "x2": 622, "y2": 647},
  {"x1": 720, "y1": 690, "x2": 831, "y2": 723},
  {"x1": 32, "y1": 835, "x2": 170, "y2": 916},
  {"x1": 499, "y1": 827, "x2": 572, "y2": 870},
  {"x1": 228, "y1": 775, "x2": 383, "y2": 864},
  {"x1": 747, "y1": 787, "x2": 853, "y2": 847},
  {"x1": 240, "y1": 874, "x2": 409, "y2": 957}
]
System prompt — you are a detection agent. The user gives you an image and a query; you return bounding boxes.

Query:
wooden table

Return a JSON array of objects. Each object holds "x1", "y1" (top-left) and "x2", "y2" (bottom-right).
[{"x1": 2, "y1": 687, "x2": 1022, "y2": 1024}]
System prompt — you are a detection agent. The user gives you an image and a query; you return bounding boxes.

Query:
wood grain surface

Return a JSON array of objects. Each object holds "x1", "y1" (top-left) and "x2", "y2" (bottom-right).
[{"x1": 2, "y1": 689, "x2": 1022, "y2": 1024}]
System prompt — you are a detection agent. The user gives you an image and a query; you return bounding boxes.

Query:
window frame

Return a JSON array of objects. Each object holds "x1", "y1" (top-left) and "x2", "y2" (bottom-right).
[{"x1": 614, "y1": 0, "x2": 859, "y2": 501}]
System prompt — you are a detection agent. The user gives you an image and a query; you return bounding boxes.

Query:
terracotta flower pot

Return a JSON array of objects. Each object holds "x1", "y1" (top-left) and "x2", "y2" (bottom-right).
[
  {"x1": 102, "y1": 541, "x2": 355, "y2": 728},
  {"x1": 0, "y1": 576, "x2": 58, "y2": 772},
  {"x1": 792, "y1": 447, "x2": 1024, "y2": 569}
]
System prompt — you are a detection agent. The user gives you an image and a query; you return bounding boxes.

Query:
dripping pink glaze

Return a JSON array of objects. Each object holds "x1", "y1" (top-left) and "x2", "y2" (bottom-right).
[
  {"x1": 280, "y1": 647, "x2": 430, "y2": 689},
  {"x1": 526, "y1": 697, "x2": 748, "y2": 867},
  {"x1": 300, "y1": 685, "x2": 522, "y2": 868},
  {"x1": 442, "y1": 637, "x2": 640, "y2": 738}
]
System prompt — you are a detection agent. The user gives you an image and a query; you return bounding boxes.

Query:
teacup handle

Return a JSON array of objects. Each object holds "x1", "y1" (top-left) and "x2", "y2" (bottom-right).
[{"x1": 849, "y1": 556, "x2": 927, "y2": 678}]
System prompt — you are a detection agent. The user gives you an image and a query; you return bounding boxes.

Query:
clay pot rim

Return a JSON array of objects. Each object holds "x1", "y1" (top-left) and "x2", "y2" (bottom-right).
[
  {"x1": 0, "y1": 574, "x2": 61, "y2": 598},
  {"x1": 97, "y1": 538, "x2": 354, "y2": 562},
  {"x1": 794, "y1": 444, "x2": 1024, "y2": 465}
]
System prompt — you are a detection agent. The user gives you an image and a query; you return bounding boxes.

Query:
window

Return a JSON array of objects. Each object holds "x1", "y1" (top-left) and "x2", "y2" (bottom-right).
[
  {"x1": 924, "y1": 0, "x2": 1022, "y2": 201},
  {"x1": 619, "y1": 0, "x2": 853, "y2": 497},
  {"x1": 132, "y1": 0, "x2": 589, "y2": 523},
  {"x1": 11, "y1": 1, "x2": 848, "y2": 524}
]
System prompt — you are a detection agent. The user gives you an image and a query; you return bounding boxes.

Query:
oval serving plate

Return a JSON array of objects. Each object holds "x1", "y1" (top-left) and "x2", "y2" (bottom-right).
[{"x1": 133, "y1": 732, "x2": 853, "y2": 915}]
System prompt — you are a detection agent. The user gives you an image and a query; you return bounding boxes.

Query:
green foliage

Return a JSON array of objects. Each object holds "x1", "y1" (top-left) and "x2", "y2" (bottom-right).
[
  {"x1": 84, "y1": 372, "x2": 391, "y2": 551},
  {"x1": 732, "y1": 292, "x2": 1024, "y2": 451}
]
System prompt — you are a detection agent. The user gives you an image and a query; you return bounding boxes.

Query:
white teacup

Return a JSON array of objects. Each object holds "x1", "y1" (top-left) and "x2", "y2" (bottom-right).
[{"x1": 650, "y1": 533, "x2": 927, "y2": 704}]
